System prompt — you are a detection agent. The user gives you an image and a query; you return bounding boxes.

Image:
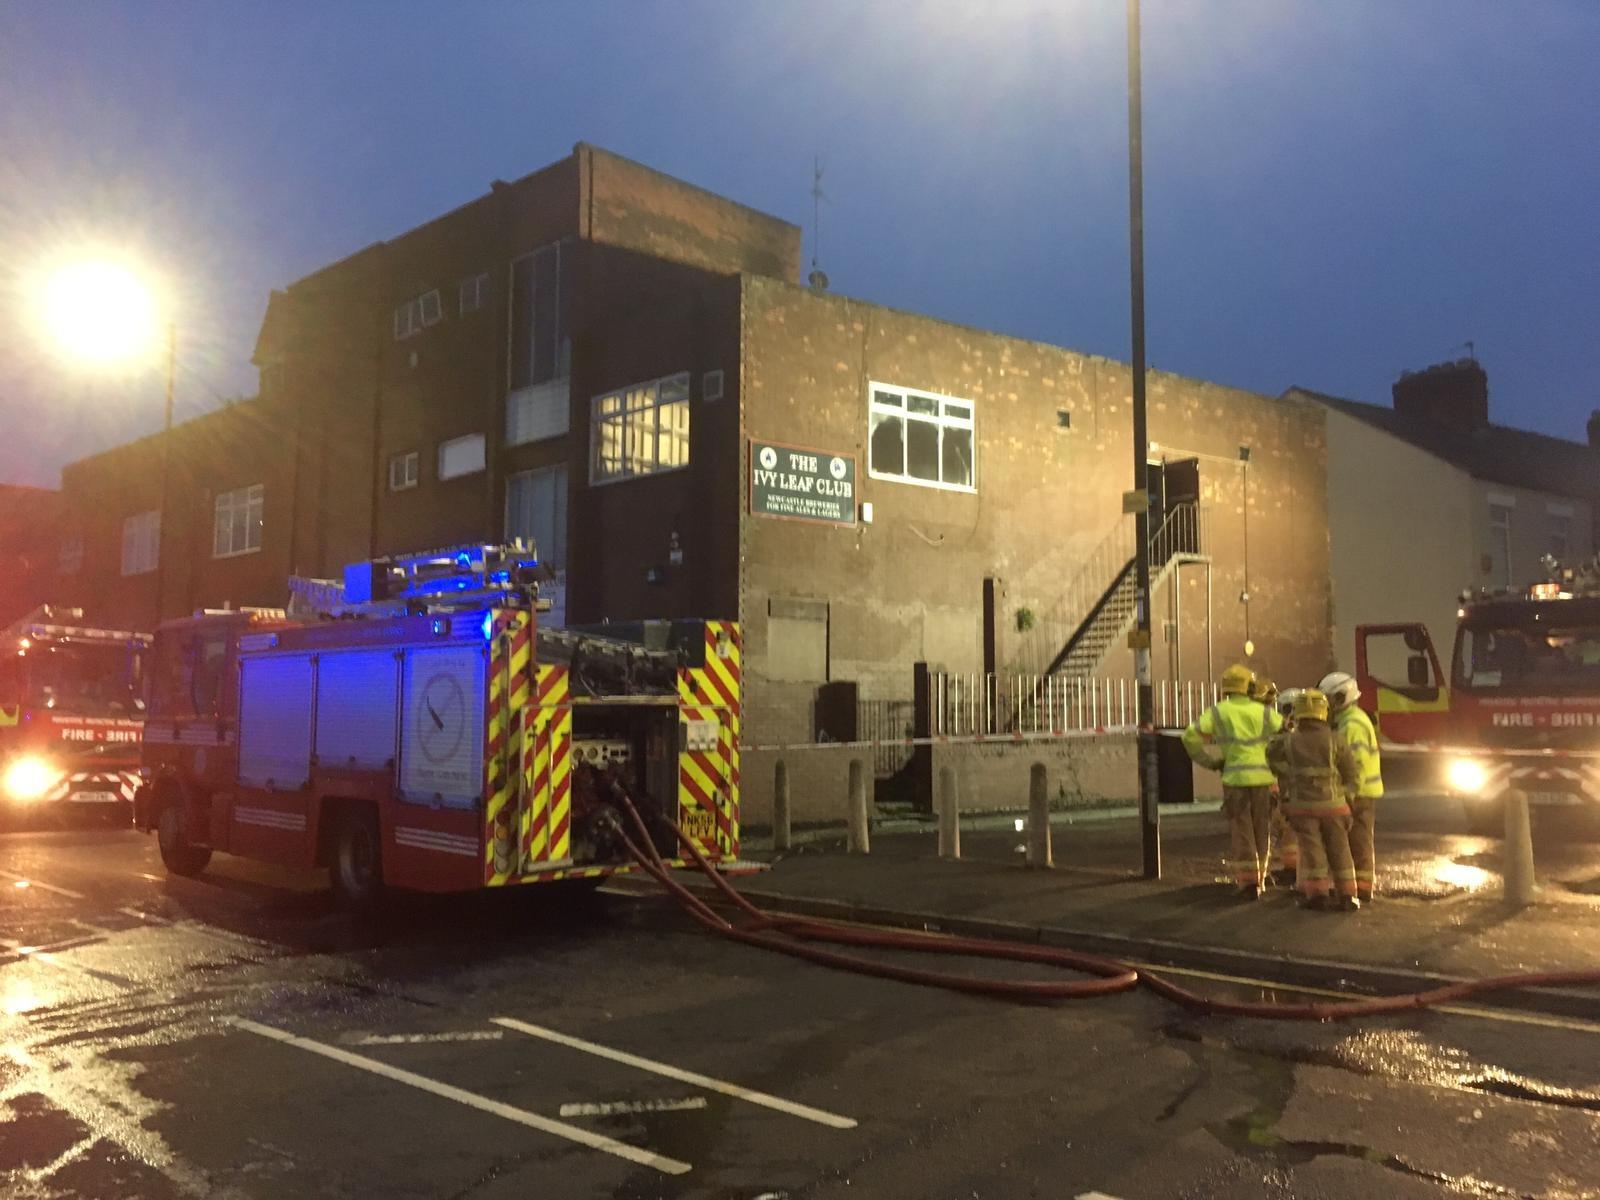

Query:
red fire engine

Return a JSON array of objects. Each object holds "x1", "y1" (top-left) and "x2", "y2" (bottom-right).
[
  {"x1": 1356, "y1": 558, "x2": 1600, "y2": 833},
  {"x1": 0, "y1": 607, "x2": 148, "y2": 824},
  {"x1": 134, "y1": 544, "x2": 742, "y2": 906}
]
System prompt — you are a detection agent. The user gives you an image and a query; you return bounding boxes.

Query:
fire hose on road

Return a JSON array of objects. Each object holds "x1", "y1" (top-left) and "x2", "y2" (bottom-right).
[{"x1": 603, "y1": 785, "x2": 1600, "y2": 1022}]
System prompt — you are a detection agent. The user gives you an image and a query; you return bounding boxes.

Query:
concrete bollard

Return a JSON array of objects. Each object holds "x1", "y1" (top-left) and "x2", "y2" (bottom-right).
[
  {"x1": 1026, "y1": 762, "x2": 1052, "y2": 869},
  {"x1": 1502, "y1": 788, "x2": 1536, "y2": 906},
  {"x1": 938, "y1": 765, "x2": 961, "y2": 859},
  {"x1": 773, "y1": 760, "x2": 792, "y2": 852},
  {"x1": 847, "y1": 759, "x2": 870, "y2": 854}
]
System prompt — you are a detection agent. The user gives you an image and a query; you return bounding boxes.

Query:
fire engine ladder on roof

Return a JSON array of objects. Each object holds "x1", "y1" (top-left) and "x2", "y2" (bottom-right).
[{"x1": 1023, "y1": 503, "x2": 1211, "y2": 680}]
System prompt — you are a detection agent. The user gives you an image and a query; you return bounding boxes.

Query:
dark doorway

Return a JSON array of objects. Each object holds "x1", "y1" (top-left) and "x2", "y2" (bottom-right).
[{"x1": 1147, "y1": 458, "x2": 1201, "y2": 560}]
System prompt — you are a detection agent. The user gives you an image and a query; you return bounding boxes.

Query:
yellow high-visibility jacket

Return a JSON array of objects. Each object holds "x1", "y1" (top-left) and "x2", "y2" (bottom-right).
[
  {"x1": 1333, "y1": 704, "x2": 1383, "y2": 798},
  {"x1": 1182, "y1": 694, "x2": 1283, "y2": 788}
]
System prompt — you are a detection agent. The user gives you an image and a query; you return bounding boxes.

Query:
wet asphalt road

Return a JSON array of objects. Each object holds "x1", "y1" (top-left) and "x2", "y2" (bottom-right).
[{"x1": 3, "y1": 825, "x2": 1600, "y2": 1199}]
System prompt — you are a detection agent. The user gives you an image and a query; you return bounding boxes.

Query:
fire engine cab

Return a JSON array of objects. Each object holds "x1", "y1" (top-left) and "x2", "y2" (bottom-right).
[
  {"x1": 1356, "y1": 558, "x2": 1600, "y2": 833},
  {"x1": 0, "y1": 607, "x2": 148, "y2": 823},
  {"x1": 134, "y1": 544, "x2": 741, "y2": 906}
]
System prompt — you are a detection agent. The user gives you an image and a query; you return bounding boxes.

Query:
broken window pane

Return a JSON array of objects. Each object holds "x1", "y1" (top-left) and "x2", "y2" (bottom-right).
[
  {"x1": 906, "y1": 419, "x2": 939, "y2": 481},
  {"x1": 942, "y1": 426, "x2": 973, "y2": 487},
  {"x1": 870, "y1": 411, "x2": 904, "y2": 477}
]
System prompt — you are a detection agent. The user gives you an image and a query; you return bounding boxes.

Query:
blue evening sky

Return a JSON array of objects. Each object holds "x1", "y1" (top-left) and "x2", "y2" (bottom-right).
[{"x1": 1, "y1": 1, "x2": 1596, "y2": 487}]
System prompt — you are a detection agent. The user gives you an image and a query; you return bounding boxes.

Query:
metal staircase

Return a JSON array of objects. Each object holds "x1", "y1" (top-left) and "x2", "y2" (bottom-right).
[{"x1": 1039, "y1": 503, "x2": 1210, "y2": 678}]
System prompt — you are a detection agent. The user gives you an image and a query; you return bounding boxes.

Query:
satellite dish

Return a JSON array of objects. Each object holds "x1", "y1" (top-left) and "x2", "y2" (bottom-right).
[{"x1": 808, "y1": 268, "x2": 829, "y2": 291}]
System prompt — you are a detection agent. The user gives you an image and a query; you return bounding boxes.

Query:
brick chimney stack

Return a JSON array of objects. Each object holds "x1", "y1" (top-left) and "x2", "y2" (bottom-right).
[
  {"x1": 1392, "y1": 359, "x2": 1489, "y2": 429},
  {"x1": 1588, "y1": 410, "x2": 1600, "y2": 449}
]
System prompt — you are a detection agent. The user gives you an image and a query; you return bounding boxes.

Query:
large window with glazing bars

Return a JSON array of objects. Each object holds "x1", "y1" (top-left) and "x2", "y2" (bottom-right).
[
  {"x1": 213, "y1": 484, "x2": 264, "y2": 558},
  {"x1": 868, "y1": 382, "x2": 975, "y2": 491},
  {"x1": 589, "y1": 372, "x2": 691, "y2": 485}
]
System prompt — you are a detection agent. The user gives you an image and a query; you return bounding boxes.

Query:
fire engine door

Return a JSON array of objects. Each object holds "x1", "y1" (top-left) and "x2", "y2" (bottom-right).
[{"x1": 1355, "y1": 623, "x2": 1450, "y2": 745}]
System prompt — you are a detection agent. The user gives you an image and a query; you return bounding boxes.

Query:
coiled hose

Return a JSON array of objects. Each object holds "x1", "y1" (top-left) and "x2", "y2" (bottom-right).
[{"x1": 608, "y1": 792, "x2": 1600, "y2": 1021}]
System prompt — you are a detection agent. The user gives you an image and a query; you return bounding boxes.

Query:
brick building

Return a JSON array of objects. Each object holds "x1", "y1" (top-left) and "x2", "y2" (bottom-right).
[
  {"x1": 56, "y1": 144, "x2": 1337, "y2": 817},
  {"x1": 0, "y1": 484, "x2": 63, "y2": 626}
]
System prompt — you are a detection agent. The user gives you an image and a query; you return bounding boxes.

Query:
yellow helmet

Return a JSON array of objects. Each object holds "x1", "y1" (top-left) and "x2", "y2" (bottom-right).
[
  {"x1": 1250, "y1": 678, "x2": 1279, "y2": 706},
  {"x1": 1293, "y1": 689, "x2": 1330, "y2": 722},
  {"x1": 1220, "y1": 663, "x2": 1256, "y2": 696}
]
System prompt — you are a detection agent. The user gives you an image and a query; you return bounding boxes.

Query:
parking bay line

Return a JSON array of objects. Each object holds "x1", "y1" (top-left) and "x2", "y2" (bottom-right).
[
  {"x1": 0, "y1": 868, "x2": 86, "y2": 900},
  {"x1": 231, "y1": 1019, "x2": 691, "y2": 1175},
  {"x1": 561, "y1": 1098, "x2": 709, "y2": 1118},
  {"x1": 492, "y1": 1016, "x2": 858, "y2": 1130}
]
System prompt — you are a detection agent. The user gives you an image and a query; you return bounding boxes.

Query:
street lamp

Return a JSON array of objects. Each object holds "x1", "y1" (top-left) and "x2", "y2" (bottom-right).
[{"x1": 34, "y1": 256, "x2": 177, "y2": 618}]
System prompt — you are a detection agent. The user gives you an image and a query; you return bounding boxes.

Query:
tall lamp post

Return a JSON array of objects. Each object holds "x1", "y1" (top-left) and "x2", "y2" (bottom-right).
[
  {"x1": 1127, "y1": 0, "x2": 1161, "y2": 879},
  {"x1": 37, "y1": 257, "x2": 174, "y2": 618}
]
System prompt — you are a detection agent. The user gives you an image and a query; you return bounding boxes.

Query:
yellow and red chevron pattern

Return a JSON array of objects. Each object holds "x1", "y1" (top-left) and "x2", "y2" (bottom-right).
[
  {"x1": 676, "y1": 621, "x2": 741, "y2": 859},
  {"x1": 524, "y1": 664, "x2": 573, "y2": 871},
  {"x1": 483, "y1": 608, "x2": 533, "y2": 886}
]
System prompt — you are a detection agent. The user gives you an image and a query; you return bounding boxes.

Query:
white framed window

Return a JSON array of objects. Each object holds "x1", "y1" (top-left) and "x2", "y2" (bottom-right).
[
  {"x1": 120, "y1": 510, "x2": 161, "y2": 577},
  {"x1": 868, "y1": 381, "x2": 976, "y2": 491},
  {"x1": 459, "y1": 272, "x2": 489, "y2": 316},
  {"x1": 1487, "y1": 500, "x2": 1513, "y2": 587},
  {"x1": 213, "y1": 484, "x2": 264, "y2": 559},
  {"x1": 59, "y1": 535, "x2": 83, "y2": 575},
  {"x1": 703, "y1": 369, "x2": 724, "y2": 403},
  {"x1": 388, "y1": 450, "x2": 420, "y2": 492},
  {"x1": 438, "y1": 433, "x2": 486, "y2": 481},
  {"x1": 590, "y1": 372, "x2": 691, "y2": 485},
  {"x1": 506, "y1": 464, "x2": 568, "y2": 569},
  {"x1": 392, "y1": 289, "x2": 443, "y2": 340}
]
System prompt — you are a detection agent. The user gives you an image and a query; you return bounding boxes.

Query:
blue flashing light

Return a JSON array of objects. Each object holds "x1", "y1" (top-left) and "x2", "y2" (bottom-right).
[{"x1": 480, "y1": 612, "x2": 495, "y2": 641}]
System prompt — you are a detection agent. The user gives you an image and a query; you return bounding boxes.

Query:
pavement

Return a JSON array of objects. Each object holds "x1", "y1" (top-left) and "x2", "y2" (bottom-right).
[
  {"x1": 0, "y1": 807, "x2": 1598, "y2": 1198},
  {"x1": 723, "y1": 793, "x2": 1600, "y2": 1015}
]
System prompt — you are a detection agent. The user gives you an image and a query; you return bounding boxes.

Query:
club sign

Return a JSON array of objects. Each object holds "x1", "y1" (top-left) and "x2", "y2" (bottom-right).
[{"x1": 749, "y1": 440, "x2": 857, "y2": 526}]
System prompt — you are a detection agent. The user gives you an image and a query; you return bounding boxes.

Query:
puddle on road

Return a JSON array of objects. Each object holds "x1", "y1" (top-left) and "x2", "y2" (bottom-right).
[{"x1": 1206, "y1": 1049, "x2": 1539, "y2": 1200}]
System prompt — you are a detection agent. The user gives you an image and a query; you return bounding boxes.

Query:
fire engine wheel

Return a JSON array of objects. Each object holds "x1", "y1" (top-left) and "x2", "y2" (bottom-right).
[
  {"x1": 331, "y1": 807, "x2": 384, "y2": 911},
  {"x1": 157, "y1": 804, "x2": 212, "y2": 877}
]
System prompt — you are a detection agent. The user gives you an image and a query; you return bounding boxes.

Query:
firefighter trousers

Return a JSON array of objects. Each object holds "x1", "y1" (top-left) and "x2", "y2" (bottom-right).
[
  {"x1": 1223, "y1": 785, "x2": 1272, "y2": 887},
  {"x1": 1288, "y1": 810, "x2": 1356, "y2": 899},
  {"x1": 1350, "y1": 796, "x2": 1377, "y2": 899},
  {"x1": 1269, "y1": 797, "x2": 1298, "y2": 874}
]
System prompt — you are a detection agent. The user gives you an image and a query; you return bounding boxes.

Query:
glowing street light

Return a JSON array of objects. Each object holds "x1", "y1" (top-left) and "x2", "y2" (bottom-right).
[
  {"x1": 38, "y1": 258, "x2": 164, "y2": 368},
  {"x1": 34, "y1": 253, "x2": 178, "y2": 616}
]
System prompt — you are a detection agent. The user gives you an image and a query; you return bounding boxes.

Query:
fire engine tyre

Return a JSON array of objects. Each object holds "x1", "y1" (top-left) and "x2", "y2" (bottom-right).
[
  {"x1": 331, "y1": 806, "x2": 385, "y2": 911},
  {"x1": 157, "y1": 803, "x2": 212, "y2": 877}
]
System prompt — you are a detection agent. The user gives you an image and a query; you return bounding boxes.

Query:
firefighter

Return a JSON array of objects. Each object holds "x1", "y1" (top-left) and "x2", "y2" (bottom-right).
[
  {"x1": 1182, "y1": 663, "x2": 1283, "y2": 898},
  {"x1": 1266, "y1": 685, "x2": 1302, "y2": 886},
  {"x1": 1267, "y1": 689, "x2": 1362, "y2": 911},
  {"x1": 1319, "y1": 670, "x2": 1384, "y2": 903}
]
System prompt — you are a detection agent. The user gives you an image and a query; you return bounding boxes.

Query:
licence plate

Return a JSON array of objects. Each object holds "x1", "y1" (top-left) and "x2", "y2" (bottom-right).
[
  {"x1": 1527, "y1": 791, "x2": 1584, "y2": 808},
  {"x1": 71, "y1": 790, "x2": 121, "y2": 804},
  {"x1": 680, "y1": 809, "x2": 716, "y2": 841}
]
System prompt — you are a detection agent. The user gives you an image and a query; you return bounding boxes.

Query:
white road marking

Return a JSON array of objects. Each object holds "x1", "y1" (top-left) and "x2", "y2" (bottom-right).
[
  {"x1": 232, "y1": 1019, "x2": 691, "y2": 1175},
  {"x1": 560, "y1": 1097, "x2": 709, "y2": 1118},
  {"x1": 492, "y1": 1017, "x2": 858, "y2": 1130},
  {"x1": 0, "y1": 937, "x2": 137, "y2": 990},
  {"x1": 345, "y1": 1030, "x2": 506, "y2": 1046},
  {"x1": 0, "y1": 868, "x2": 85, "y2": 899},
  {"x1": 1077, "y1": 1192, "x2": 1125, "y2": 1199}
]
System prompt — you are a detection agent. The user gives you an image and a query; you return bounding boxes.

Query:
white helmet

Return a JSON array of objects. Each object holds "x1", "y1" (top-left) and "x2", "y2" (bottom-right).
[
  {"x1": 1318, "y1": 671, "x2": 1360, "y2": 710},
  {"x1": 1277, "y1": 687, "x2": 1304, "y2": 718}
]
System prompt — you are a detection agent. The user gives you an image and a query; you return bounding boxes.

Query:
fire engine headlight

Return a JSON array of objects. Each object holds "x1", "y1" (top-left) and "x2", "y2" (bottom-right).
[
  {"x1": 3, "y1": 756, "x2": 64, "y2": 803},
  {"x1": 1446, "y1": 757, "x2": 1490, "y2": 796}
]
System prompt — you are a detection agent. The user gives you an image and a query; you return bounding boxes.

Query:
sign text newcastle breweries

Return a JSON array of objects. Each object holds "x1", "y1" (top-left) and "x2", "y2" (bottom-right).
[{"x1": 749, "y1": 440, "x2": 857, "y2": 526}]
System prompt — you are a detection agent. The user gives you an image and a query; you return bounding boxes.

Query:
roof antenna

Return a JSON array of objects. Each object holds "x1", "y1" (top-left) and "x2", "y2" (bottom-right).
[
  {"x1": 808, "y1": 157, "x2": 829, "y2": 291},
  {"x1": 1450, "y1": 339, "x2": 1476, "y2": 363}
]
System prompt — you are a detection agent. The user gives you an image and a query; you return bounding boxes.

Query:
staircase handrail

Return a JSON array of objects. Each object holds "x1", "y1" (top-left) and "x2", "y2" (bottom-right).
[{"x1": 1015, "y1": 514, "x2": 1137, "y2": 675}]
